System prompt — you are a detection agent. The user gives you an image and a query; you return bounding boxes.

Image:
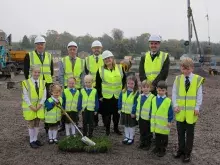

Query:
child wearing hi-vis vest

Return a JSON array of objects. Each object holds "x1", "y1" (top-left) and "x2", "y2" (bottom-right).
[
  {"x1": 45, "y1": 84, "x2": 63, "y2": 144},
  {"x1": 62, "y1": 77, "x2": 82, "y2": 137},
  {"x1": 135, "y1": 80, "x2": 155, "y2": 150},
  {"x1": 81, "y1": 75, "x2": 99, "y2": 138},
  {"x1": 22, "y1": 65, "x2": 46, "y2": 149},
  {"x1": 172, "y1": 57, "x2": 204, "y2": 163},
  {"x1": 150, "y1": 81, "x2": 173, "y2": 157},
  {"x1": 118, "y1": 75, "x2": 139, "y2": 145}
]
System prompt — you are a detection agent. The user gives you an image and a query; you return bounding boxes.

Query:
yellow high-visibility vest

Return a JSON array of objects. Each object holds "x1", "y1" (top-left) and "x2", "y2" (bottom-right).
[
  {"x1": 62, "y1": 56, "x2": 84, "y2": 88},
  {"x1": 121, "y1": 91, "x2": 137, "y2": 114},
  {"x1": 144, "y1": 51, "x2": 168, "y2": 82},
  {"x1": 81, "y1": 88, "x2": 97, "y2": 111},
  {"x1": 29, "y1": 51, "x2": 52, "y2": 83},
  {"x1": 136, "y1": 93, "x2": 154, "y2": 121},
  {"x1": 63, "y1": 88, "x2": 80, "y2": 112},
  {"x1": 45, "y1": 97, "x2": 63, "y2": 123},
  {"x1": 22, "y1": 79, "x2": 45, "y2": 120},
  {"x1": 85, "y1": 55, "x2": 104, "y2": 87},
  {"x1": 151, "y1": 97, "x2": 171, "y2": 135},
  {"x1": 99, "y1": 64, "x2": 123, "y2": 99},
  {"x1": 175, "y1": 74, "x2": 204, "y2": 124}
]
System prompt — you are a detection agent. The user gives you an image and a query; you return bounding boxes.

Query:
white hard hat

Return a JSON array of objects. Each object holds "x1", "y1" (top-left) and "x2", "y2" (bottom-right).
[
  {"x1": 34, "y1": 36, "x2": 46, "y2": 44},
  {"x1": 102, "y1": 50, "x2": 114, "y2": 60},
  {"x1": 67, "y1": 41, "x2": 78, "y2": 48},
  {"x1": 91, "y1": 40, "x2": 102, "y2": 48},
  {"x1": 149, "y1": 35, "x2": 162, "y2": 42}
]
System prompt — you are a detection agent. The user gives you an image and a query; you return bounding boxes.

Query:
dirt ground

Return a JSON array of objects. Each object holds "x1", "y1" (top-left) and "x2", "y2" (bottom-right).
[{"x1": 0, "y1": 73, "x2": 219, "y2": 165}]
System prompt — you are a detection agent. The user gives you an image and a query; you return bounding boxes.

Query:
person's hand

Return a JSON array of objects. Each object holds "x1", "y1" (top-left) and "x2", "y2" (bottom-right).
[
  {"x1": 94, "y1": 112, "x2": 98, "y2": 115},
  {"x1": 36, "y1": 104, "x2": 42, "y2": 110},
  {"x1": 131, "y1": 114, "x2": 135, "y2": 118},
  {"x1": 29, "y1": 105, "x2": 37, "y2": 111},
  {"x1": 174, "y1": 106, "x2": 180, "y2": 113},
  {"x1": 167, "y1": 122, "x2": 171, "y2": 128},
  {"x1": 194, "y1": 110, "x2": 200, "y2": 116}
]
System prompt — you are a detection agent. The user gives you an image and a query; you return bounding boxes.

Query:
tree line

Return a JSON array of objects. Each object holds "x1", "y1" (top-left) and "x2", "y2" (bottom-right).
[{"x1": 15, "y1": 28, "x2": 220, "y2": 59}]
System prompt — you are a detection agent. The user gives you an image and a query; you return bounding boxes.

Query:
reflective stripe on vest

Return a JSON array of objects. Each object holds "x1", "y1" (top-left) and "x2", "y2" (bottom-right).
[
  {"x1": 175, "y1": 74, "x2": 204, "y2": 124},
  {"x1": 150, "y1": 97, "x2": 171, "y2": 135},
  {"x1": 81, "y1": 88, "x2": 96, "y2": 111},
  {"x1": 144, "y1": 51, "x2": 168, "y2": 82},
  {"x1": 62, "y1": 56, "x2": 84, "y2": 88},
  {"x1": 22, "y1": 79, "x2": 45, "y2": 120},
  {"x1": 86, "y1": 55, "x2": 104, "y2": 87},
  {"x1": 29, "y1": 51, "x2": 52, "y2": 83},
  {"x1": 63, "y1": 88, "x2": 80, "y2": 112},
  {"x1": 121, "y1": 91, "x2": 137, "y2": 114},
  {"x1": 136, "y1": 93, "x2": 154, "y2": 121},
  {"x1": 99, "y1": 64, "x2": 123, "y2": 99},
  {"x1": 45, "y1": 97, "x2": 62, "y2": 123}
]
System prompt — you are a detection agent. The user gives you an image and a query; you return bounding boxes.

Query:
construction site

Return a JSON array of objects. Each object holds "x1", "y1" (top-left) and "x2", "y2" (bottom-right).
[{"x1": 1, "y1": 0, "x2": 220, "y2": 165}]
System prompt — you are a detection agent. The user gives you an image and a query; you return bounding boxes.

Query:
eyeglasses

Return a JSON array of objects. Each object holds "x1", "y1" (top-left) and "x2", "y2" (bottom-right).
[{"x1": 150, "y1": 42, "x2": 159, "y2": 45}]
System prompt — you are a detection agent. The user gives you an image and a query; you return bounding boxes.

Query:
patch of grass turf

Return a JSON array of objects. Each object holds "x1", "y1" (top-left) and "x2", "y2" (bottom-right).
[{"x1": 58, "y1": 136, "x2": 112, "y2": 153}]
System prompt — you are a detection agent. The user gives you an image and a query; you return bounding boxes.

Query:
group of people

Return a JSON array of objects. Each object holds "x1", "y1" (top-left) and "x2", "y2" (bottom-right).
[{"x1": 22, "y1": 34, "x2": 204, "y2": 163}]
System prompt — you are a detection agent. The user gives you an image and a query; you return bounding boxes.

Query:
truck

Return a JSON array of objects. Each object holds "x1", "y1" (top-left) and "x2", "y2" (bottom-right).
[{"x1": 0, "y1": 30, "x2": 27, "y2": 77}]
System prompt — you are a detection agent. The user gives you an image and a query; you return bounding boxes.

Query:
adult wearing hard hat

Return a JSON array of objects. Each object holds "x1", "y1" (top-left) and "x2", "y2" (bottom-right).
[
  {"x1": 96, "y1": 50, "x2": 126, "y2": 136},
  {"x1": 24, "y1": 36, "x2": 53, "y2": 97},
  {"x1": 139, "y1": 34, "x2": 170, "y2": 95},
  {"x1": 58, "y1": 41, "x2": 85, "y2": 89},
  {"x1": 85, "y1": 40, "x2": 104, "y2": 127}
]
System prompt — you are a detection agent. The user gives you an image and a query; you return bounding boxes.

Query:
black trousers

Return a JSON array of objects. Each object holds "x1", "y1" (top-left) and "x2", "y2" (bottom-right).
[
  {"x1": 82, "y1": 110, "x2": 94, "y2": 136},
  {"x1": 102, "y1": 97, "x2": 120, "y2": 133},
  {"x1": 94, "y1": 100, "x2": 105, "y2": 126},
  {"x1": 155, "y1": 133, "x2": 168, "y2": 152},
  {"x1": 139, "y1": 118, "x2": 152, "y2": 146},
  {"x1": 176, "y1": 121, "x2": 195, "y2": 155}
]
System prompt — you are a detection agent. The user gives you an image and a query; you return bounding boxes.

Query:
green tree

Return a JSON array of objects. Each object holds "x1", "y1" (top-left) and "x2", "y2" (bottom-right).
[{"x1": 21, "y1": 35, "x2": 31, "y2": 48}]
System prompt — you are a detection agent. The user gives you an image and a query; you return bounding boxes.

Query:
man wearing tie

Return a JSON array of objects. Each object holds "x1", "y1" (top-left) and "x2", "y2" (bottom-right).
[
  {"x1": 139, "y1": 35, "x2": 170, "y2": 96},
  {"x1": 58, "y1": 41, "x2": 85, "y2": 89},
  {"x1": 85, "y1": 40, "x2": 104, "y2": 127},
  {"x1": 24, "y1": 36, "x2": 54, "y2": 98}
]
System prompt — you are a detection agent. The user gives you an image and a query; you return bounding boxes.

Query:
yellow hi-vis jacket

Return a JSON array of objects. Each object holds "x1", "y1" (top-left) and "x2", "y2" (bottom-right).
[
  {"x1": 45, "y1": 97, "x2": 63, "y2": 124},
  {"x1": 62, "y1": 56, "x2": 84, "y2": 88},
  {"x1": 22, "y1": 79, "x2": 45, "y2": 120},
  {"x1": 99, "y1": 64, "x2": 123, "y2": 99},
  {"x1": 151, "y1": 97, "x2": 171, "y2": 135},
  {"x1": 174, "y1": 74, "x2": 204, "y2": 124},
  {"x1": 81, "y1": 88, "x2": 97, "y2": 111},
  {"x1": 63, "y1": 88, "x2": 80, "y2": 112},
  {"x1": 29, "y1": 51, "x2": 53, "y2": 83},
  {"x1": 136, "y1": 93, "x2": 154, "y2": 121},
  {"x1": 144, "y1": 51, "x2": 168, "y2": 82},
  {"x1": 121, "y1": 91, "x2": 137, "y2": 114},
  {"x1": 85, "y1": 55, "x2": 104, "y2": 87}
]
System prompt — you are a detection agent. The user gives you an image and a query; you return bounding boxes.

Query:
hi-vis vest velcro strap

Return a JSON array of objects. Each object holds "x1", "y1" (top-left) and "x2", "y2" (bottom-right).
[
  {"x1": 175, "y1": 75, "x2": 203, "y2": 101},
  {"x1": 145, "y1": 52, "x2": 166, "y2": 77},
  {"x1": 100, "y1": 65, "x2": 123, "y2": 84},
  {"x1": 63, "y1": 57, "x2": 84, "y2": 78}
]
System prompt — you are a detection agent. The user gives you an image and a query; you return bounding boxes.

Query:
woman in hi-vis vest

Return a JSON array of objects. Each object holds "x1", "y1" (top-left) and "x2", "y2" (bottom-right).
[{"x1": 96, "y1": 50, "x2": 126, "y2": 136}]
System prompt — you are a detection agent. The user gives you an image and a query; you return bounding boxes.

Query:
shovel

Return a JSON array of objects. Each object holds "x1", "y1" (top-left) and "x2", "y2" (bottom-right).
[{"x1": 56, "y1": 104, "x2": 96, "y2": 146}]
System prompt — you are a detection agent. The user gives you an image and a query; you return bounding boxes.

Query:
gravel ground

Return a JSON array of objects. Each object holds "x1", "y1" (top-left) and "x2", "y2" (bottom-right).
[{"x1": 0, "y1": 73, "x2": 219, "y2": 165}]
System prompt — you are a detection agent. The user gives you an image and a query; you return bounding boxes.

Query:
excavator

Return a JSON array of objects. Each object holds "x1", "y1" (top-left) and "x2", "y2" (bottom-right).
[{"x1": 0, "y1": 30, "x2": 27, "y2": 78}]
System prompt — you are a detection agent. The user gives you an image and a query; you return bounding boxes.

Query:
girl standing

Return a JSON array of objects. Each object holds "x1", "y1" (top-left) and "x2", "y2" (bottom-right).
[
  {"x1": 45, "y1": 84, "x2": 62, "y2": 144},
  {"x1": 118, "y1": 75, "x2": 139, "y2": 145}
]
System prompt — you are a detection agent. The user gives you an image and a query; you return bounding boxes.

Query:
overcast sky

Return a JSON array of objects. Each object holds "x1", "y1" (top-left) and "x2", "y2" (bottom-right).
[{"x1": 1, "y1": 0, "x2": 219, "y2": 42}]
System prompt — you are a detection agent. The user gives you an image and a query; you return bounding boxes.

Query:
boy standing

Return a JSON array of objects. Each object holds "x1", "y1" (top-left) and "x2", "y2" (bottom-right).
[
  {"x1": 81, "y1": 75, "x2": 99, "y2": 138},
  {"x1": 172, "y1": 57, "x2": 204, "y2": 163},
  {"x1": 150, "y1": 81, "x2": 173, "y2": 157}
]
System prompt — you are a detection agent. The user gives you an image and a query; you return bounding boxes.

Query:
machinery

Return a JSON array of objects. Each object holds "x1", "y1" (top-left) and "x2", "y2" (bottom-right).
[{"x1": 0, "y1": 30, "x2": 27, "y2": 77}]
